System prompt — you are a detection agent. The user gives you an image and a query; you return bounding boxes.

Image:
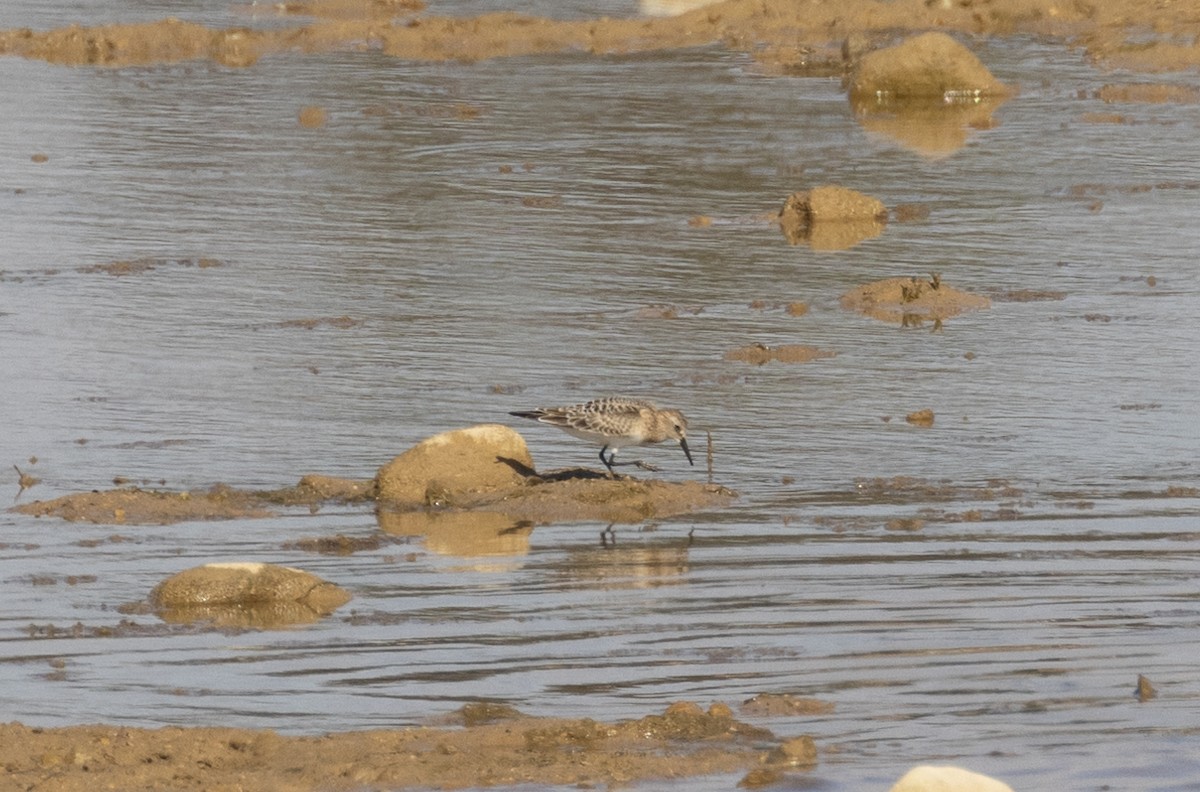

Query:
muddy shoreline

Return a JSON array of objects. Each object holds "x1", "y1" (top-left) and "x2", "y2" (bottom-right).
[
  {"x1": 0, "y1": 702, "x2": 806, "y2": 791},
  {"x1": 1, "y1": 0, "x2": 1198, "y2": 73}
]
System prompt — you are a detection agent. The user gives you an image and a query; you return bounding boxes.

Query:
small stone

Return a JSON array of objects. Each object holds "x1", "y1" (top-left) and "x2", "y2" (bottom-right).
[
  {"x1": 664, "y1": 701, "x2": 704, "y2": 717},
  {"x1": 298, "y1": 105, "x2": 327, "y2": 128},
  {"x1": 889, "y1": 765, "x2": 1014, "y2": 792},
  {"x1": 765, "y1": 735, "x2": 817, "y2": 767},
  {"x1": 707, "y1": 702, "x2": 734, "y2": 719},
  {"x1": 738, "y1": 767, "x2": 783, "y2": 788},
  {"x1": 906, "y1": 409, "x2": 935, "y2": 427}
]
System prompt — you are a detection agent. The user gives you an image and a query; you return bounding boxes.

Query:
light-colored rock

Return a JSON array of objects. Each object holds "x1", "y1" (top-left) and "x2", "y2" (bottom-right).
[
  {"x1": 889, "y1": 765, "x2": 1015, "y2": 792},
  {"x1": 149, "y1": 562, "x2": 351, "y2": 628},
  {"x1": 376, "y1": 508, "x2": 533, "y2": 558},
  {"x1": 375, "y1": 424, "x2": 534, "y2": 506},
  {"x1": 639, "y1": 0, "x2": 720, "y2": 15},
  {"x1": 850, "y1": 32, "x2": 1011, "y2": 101}
]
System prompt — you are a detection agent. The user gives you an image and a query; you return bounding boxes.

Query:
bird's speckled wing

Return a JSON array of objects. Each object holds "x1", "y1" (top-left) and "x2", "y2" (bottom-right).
[{"x1": 564, "y1": 399, "x2": 649, "y2": 438}]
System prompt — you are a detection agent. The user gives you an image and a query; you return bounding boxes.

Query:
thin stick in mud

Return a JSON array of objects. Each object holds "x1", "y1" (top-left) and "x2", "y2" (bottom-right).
[{"x1": 706, "y1": 430, "x2": 714, "y2": 484}]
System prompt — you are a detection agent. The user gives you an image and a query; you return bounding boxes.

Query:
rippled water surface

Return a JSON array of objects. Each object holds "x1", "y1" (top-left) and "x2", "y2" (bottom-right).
[{"x1": 2, "y1": 4, "x2": 1200, "y2": 789}]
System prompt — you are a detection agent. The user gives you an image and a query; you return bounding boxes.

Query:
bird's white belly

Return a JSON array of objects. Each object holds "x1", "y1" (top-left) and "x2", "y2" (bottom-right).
[{"x1": 559, "y1": 425, "x2": 646, "y2": 447}]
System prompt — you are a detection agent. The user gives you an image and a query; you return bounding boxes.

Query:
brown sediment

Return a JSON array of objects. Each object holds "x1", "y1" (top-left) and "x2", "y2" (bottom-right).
[
  {"x1": 12, "y1": 476, "x2": 376, "y2": 525},
  {"x1": 885, "y1": 516, "x2": 926, "y2": 531},
  {"x1": 741, "y1": 693, "x2": 836, "y2": 717},
  {"x1": 840, "y1": 275, "x2": 990, "y2": 325},
  {"x1": 1096, "y1": 83, "x2": 1200, "y2": 104},
  {"x1": 272, "y1": 315, "x2": 363, "y2": 329},
  {"x1": 0, "y1": 0, "x2": 1197, "y2": 72},
  {"x1": 991, "y1": 289, "x2": 1067, "y2": 302},
  {"x1": 748, "y1": 300, "x2": 808, "y2": 315},
  {"x1": 383, "y1": 476, "x2": 737, "y2": 529},
  {"x1": 77, "y1": 257, "x2": 225, "y2": 276},
  {"x1": 724, "y1": 343, "x2": 837, "y2": 365},
  {"x1": 905, "y1": 408, "x2": 935, "y2": 427},
  {"x1": 891, "y1": 203, "x2": 931, "y2": 222},
  {"x1": 0, "y1": 702, "x2": 786, "y2": 792},
  {"x1": 11, "y1": 471, "x2": 728, "y2": 528},
  {"x1": 297, "y1": 104, "x2": 328, "y2": 127},
  {"x1": 1080, "y1": 111, "x2": 1129, "y2": 124}
]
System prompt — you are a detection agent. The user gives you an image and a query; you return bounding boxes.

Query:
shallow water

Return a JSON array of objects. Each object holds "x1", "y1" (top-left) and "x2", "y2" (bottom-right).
[{"x1": 2, "y1": 5, "x2": 1200, "y2": 790}]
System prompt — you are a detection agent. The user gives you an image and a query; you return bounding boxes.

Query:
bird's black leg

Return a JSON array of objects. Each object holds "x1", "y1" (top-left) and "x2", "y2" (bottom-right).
[{"x1": 599, "y1": 446, "x2": 616, "y2": 476}]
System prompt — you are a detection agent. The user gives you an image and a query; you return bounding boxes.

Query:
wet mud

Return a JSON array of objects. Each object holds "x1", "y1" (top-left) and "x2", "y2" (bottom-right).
[
  {"x1": 381, "y1": 474, "x2": 735, "y2": 534},
  {"x1": 2, "y1": 0, "x2": 1199, "y2": 72},
  {"x1": 724, "y1": 343, "x2": 837, "y2": 365},
  {"x1": 840, "y1": 275, "x2": 991, "y2": 326},
  {"x1": 0, "y1": 701, "x2": 797, "y2": 792},
  {"x1": 13, "y1": 475, "x2": 375, "y2": 525},
  {"x1": 12, "y1": 472, "x2": 730, "y2": 528}
]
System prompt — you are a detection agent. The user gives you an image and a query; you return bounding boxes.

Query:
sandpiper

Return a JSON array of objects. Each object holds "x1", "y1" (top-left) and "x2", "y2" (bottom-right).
[{"x1": 509, "y1": 397, "x2": 694, "y2": 476}]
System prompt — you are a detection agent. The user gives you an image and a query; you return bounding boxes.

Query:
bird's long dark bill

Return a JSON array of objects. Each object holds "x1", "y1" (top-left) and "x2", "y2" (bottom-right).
[{"x1": 680, "y1": 438, "x2": 694, "y2": 466}]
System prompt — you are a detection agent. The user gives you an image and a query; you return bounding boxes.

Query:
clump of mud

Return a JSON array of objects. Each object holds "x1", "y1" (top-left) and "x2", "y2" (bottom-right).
[
  {"x1": 393, "y1": 476, "x2": 737, "y2": 526},
  {"x1": 741, "y1": 693, "x2": 836, "y2": 717},
  {"x1": 724, "y1": 343, "x2": 837, "y2": 365},
  {"x1": 1095, "y1": 83, "x2": 1200, "y2": 104},
  {"x1": 777, "y1": 185, "x2": 886, "y2": 249},
  {"x1": 905, "y1": 408, "x2": 936, "y2": 427},
  {"x1": 840, "y1": 275, "x2": 990, "y2": 325}
]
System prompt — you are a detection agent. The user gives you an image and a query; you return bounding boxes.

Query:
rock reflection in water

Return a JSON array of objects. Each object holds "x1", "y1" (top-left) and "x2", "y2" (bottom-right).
[
  {"x1": 376, "y1": 508, "x2": 534, "y2": 564},
  {"x1": 559, "y1": 539, "x2": 690, "y2": 590},
  {"x1": 851, "y1": 96, "x2": 1008, "y2": 159}
]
